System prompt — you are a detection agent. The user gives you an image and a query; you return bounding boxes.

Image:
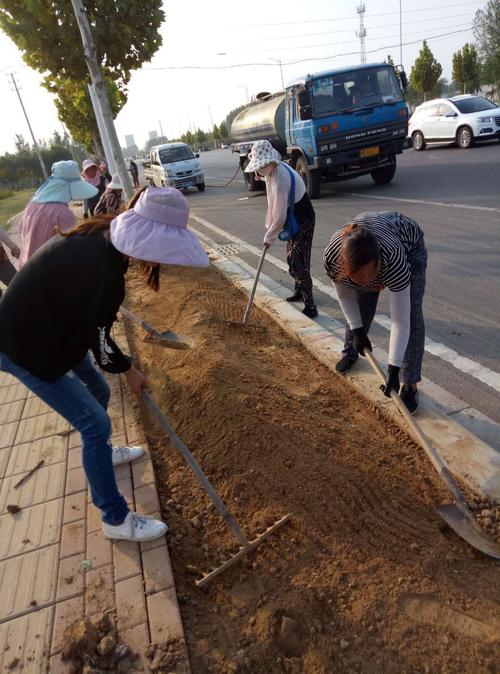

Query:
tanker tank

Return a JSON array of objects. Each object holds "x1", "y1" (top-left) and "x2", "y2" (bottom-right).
[{"x1": 230, "y1": 93, "x2": 286, "y2": 154}]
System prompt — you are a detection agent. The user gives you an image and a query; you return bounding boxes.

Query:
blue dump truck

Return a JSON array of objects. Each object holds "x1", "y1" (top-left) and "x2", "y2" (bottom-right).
[{"x1": 231, "y1": 62, "x2": 408, "y2": 198}]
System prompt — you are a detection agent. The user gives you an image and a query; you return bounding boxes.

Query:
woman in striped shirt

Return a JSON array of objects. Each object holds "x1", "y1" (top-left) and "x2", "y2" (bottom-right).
[{"x1": 323, "y1": 211, "x2": 428, "y2": 413}]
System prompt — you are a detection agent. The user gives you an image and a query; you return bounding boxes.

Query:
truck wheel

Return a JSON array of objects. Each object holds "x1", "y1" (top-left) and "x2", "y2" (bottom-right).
[
  {"x1": 370, "y1": 156, "x2": 397, "y2": 185},
  {"x1": 412, "y1": 131, "x2": 426, "y2": 151},
  {"x1": 242, "y1": 159, "x2": 260, "y2": 191},
  {"x1": 296, "y1": 156, "x2": 320, "y2": 199},
  {"x1": 197, "y1": 183, "x2": 206, "y2": 192}
]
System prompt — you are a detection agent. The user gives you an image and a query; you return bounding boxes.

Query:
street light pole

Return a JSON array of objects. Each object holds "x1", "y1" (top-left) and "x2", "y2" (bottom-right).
[
  {"x1": 207, "y1": 105, "x2": 217, "y2": 149},
  {"x1": 70, "y1": 0, "x2": 133, "y2": 199},
  {"x1": 399, "y1": 0, "x2": 403, "y2": 65},
  {"x1": 8, "y1": 73, "x2": 48, "y2": 180},
  {"x1": 269, "y1": 58, "x2": 285, "y2": 90}
]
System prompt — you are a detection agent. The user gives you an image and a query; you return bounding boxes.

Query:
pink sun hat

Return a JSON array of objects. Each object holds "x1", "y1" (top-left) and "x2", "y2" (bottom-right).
[{"x1": 109, "y1": 187, "x2": 209, "y2": 267}]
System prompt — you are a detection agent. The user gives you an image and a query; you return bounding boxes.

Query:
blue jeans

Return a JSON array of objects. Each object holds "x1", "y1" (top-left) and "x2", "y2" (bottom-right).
[{"x1": 0, "y1": 352, "x2": 129, "y2": 525}]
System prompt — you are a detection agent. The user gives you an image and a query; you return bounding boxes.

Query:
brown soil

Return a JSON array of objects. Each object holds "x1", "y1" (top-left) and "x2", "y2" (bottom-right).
[{"x1": 125, "y1": 263, "x2": 500, "y2": 674}]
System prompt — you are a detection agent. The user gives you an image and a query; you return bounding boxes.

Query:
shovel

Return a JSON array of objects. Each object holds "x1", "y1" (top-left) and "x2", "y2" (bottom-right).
[
  {"x1": 142, "y1": 390, "x2": 290, "y2": 587},
  {"x1": 223, "y1": 243, "x2": 269, "y2": 331},
  {"x1": 120, "y1": 306, "x2": 193, "y2": 350},
  {"x1": 365, "y1": 351, "x2": 500, "y2": 559}
]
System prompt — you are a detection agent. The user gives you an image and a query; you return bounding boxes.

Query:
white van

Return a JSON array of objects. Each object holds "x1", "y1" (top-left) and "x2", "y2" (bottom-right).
[{"x1": 144, "y1": 143, "x2": 205, "y2": 191}]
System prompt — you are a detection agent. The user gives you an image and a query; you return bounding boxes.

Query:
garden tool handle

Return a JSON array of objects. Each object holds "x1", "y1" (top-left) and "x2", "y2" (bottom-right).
[
  {"x1": 364, "y1": 351, "x2": 468, "y2": 508},
  {"x1": 120, "y1": 306, "x2": 161, "y2": 338},
  {"x1": 242, "y1": 243, "x2": 269, "y2": 324}
]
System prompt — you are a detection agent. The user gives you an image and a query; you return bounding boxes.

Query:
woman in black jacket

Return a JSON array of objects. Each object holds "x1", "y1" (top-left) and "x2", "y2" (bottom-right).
[{"x1": 0, "y1": 186, "x2": 208, "y2": 542}]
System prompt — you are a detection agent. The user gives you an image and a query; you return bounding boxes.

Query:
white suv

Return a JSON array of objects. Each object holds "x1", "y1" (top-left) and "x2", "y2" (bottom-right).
[{"x1": 409, "y1": 95, "x2": 500, "y2": 150}]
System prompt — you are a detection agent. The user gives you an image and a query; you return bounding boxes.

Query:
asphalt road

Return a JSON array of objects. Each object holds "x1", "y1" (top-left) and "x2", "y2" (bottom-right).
[{"x1": 184, "y1": 143, "x2": 500, "y2": 426}]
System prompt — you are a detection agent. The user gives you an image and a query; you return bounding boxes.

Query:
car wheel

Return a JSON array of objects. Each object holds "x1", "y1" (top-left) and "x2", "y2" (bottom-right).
[
  {"x1": 412, "y1": 131, "x2": 426, "y2": 151},
  {"x1": 197, "y1": 183, "x2": 206, "y2": 192},
  {"x1": 457, "y1": 126, "x2": 474, "y2": 149}
]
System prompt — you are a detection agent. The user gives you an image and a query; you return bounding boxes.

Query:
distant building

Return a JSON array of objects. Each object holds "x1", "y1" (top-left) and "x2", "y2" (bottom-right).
[
  {"x1": 148, "y1": 130, "x2": 159, "y2": 140},
  {"x1": 124, "y1": 134, "x2": 136, "y2": 148}
]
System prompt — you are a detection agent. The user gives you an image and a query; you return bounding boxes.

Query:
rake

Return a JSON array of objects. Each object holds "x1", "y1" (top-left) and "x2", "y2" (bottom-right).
[
  {"x1": 120, "y1": 306, "x2": 193, "y2": 350},
  {"x1": 142, "y1": 390, "x2": 290, "y2": 587},
  {"x1": 365, "y1": 351, "x2": 500, "y2": 559},
  {"x1": 222, "y1": 243, "x2": 269, "y2": 331}
]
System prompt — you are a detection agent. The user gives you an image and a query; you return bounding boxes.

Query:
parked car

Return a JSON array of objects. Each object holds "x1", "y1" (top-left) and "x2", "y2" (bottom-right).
[
  {"x1": 408, "y1": 95, "x2": 500, "y2": 150},
  {"x1": 142, "y1": 143, "x2": 205, "y2": 191}
]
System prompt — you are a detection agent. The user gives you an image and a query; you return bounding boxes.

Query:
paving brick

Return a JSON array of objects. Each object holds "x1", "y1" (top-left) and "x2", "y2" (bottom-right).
[
  {"x1": 49, "y1": 652, "x2": 74, "y2": 673},
  {"x1": 114, "y1": 461, "x2": 132, "y2": 481},
  {"x1": 134, "y1": 483, "x2": 160, "y2": 515},
  {"x1": 87, "y1": 501, "x2": 102, "y2": 534},
  {"x1": 0, "y1": 371, "x2": 17, "y2": 387},
  {"x1": 0, "y1": 544, "x2": 59, "y2": 621},
  {"x1": 0, "y1": 420, "x2": 18, "y2": 449},
  {"x1": 0, "y1": 461, "x2": 66, "y2": 513},
  {"x1": 0, "y1": 605, "x2": 53, "y2": 673},
  {"x1": 0, "y1": 446, "x2": 11, "y2": 479},
  {"x1": 22, "y1": 396, "x2": 52, "y2": 419},
  {"x1": 60, "y1": 519, "x2": 85, "y2": 559},
  {"x1": 0, "y1": 381, "x2": 28, "y2": 404},
  {"x1": 5, "y1": 435, "x2": 67, "y2": 478},
  {"x1": 147, "y1": 587, "x2": 184, "y2": 643},
  {"x1": 65, "y1": 466, "x2": 86, "y2": 495},
  {"x1": 0, "y1": 499, "x2": 62, "y2": 560},
  {"x1": 63, "y1": 491, "x2": 87, "y2": 525},
  {"x1": 120, "y1": 622, "x2": 150, "y2": 668},
  {"x1": 68, "y1": 431, "x2": 82, "y2": 450},
  {"x1": 140, "y1": 511, "x2": 167, "y2": 552},
  {"x1": 85, "y1": 564, "x2": 114, "y2": 618},
  {"x1": 51, "y1": 594, "x2": 84, "y2": 654},
  {"x1": 56, "y1": 553, "x2": 85, "y2": 601},
  {"x1": 126, "y1": 420, "x2": 144, "y2": 446},
  {"x1": 0, "y1": 399, "x2": 24, "y2": 426},
  {"x1": 142, "y1": 543, "x2": 175, "y2": 594},
  {"x1": 15, "y1": 411, "x2": 69, "y2": 444},
  {"x1": 86, "y1": 530, "x2": 112, "y2": 569},
  {"x1": 117, "y1": 476, "x2": 134, "y2": 503},
  {"x1": 67, "y1": 446, "x2": 81, "y2": 471},
  {"x1": 131, "y1": 457, "x2": 155, "y2": 489},
  {"x1": 115, "y1": 574, "x2": 147, "y2": 632},
  {"x1": 113, "y1": 539, "x2": 142, "y2": 582}
]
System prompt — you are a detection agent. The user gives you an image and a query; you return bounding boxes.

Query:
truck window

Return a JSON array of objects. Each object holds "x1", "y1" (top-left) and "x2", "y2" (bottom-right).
[{"x1": 159, "y1": 146, "x2": 194, "y2": 163}]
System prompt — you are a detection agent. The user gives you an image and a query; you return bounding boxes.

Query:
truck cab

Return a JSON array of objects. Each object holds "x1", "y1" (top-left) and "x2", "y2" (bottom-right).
[
  {"x1": 285, "y1": 63, "x2": 408, "y2": 196},
  {"x1": 143, "y1": 143, "x2": 205, "y2": 192}
]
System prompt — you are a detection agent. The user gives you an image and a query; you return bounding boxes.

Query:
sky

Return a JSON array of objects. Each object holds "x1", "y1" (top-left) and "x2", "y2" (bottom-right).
[{"x1": 0, "y1": 0, "x2": 485, "y2": 154}]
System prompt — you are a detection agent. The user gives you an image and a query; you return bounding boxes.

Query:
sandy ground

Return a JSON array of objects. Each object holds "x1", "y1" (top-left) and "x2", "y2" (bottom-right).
[{"x1": 124, "y1": 262, "x2": 500, "y2": 674}]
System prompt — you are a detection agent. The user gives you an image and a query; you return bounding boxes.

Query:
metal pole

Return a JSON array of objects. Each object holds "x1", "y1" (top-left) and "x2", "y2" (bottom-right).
[
  {"x1": 87, "y1": 83, "x2": 117, "y2": 174},
  {"x1": 399, "y1": 0, "x2": 403, "y2": 65},
  {"x1": 208, "y1": 105, "x2": 217, "y2": 149},
  {"x1": 70, "y1": 0, "x2": 133, "y2": 199},
  {"x1": 159, "y1": 120, "x2": 164, "y2": 138},
  {"x1": 279, "y1": 59, "x2": 285, "y2": 90},
  {"x1": 9, "y1": 73, "x2": 48, "y2": 180}
]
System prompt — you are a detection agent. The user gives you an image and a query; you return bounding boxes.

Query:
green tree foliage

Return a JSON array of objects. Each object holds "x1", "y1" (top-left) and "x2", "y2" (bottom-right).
[
  {"x1": 473, "y1": 0, "x2": 500, "y2": 97},
  {"x1": 0, "y1": 1, "x2": 164, "y2": 150},
  {"x1": 410, "y1": 41, "x2": 442, "y2": 101},
  {"x1": 212, "y1": 124, "x2": 221, "y2": 142},
  {"x1": 0, "y1": 133, "x2": 85, "y2": 190},
  {"x1": 452, "y1": 44, "x2": 481, "y2": 94},
  {"x1": 218, "y1": 122, "x2": 229, "y2": 140},
  {"x1": 194, "y1": 129, "x2": 208, "y2": 146}
]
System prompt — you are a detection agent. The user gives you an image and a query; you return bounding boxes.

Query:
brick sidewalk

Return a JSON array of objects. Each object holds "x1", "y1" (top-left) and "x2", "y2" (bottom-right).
[{"x1": 0, "y1": 323, "x2": 190, "y2": 673}]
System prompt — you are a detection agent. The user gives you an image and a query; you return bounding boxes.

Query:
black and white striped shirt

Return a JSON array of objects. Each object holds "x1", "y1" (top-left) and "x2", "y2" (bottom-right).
[{"x1": 323, "y1": 212, "x2": 423, "y2": 292}]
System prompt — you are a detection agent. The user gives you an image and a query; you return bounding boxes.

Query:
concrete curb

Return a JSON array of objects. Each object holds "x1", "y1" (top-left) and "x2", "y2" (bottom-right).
[{"x1": 196, "y1": 232, "x2": 500, "y2": 502}]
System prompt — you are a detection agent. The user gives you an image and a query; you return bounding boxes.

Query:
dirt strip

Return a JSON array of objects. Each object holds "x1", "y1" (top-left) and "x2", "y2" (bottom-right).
[{"x1": 125, "y1": 263, "x2": 500, "y2": 674}]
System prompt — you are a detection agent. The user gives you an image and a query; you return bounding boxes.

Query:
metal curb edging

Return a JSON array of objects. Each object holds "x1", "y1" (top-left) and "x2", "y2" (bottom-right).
[{"x1": 202, "y1": 242, "x2": 500, "y2": 503}]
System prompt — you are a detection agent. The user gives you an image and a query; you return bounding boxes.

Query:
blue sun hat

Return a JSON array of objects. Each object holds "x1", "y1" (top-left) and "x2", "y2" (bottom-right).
[{"x1": 32, "y1": 161, "x2": 98, "y2": 204}]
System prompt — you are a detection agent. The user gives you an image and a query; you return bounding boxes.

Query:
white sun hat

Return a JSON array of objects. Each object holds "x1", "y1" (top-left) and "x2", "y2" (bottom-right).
[
  {"x1": 106, "y1": 174, "x2": 122, "y2": 190},
  {"x1": 244, "y1": 140, "x2": 281, "y2": 173}
]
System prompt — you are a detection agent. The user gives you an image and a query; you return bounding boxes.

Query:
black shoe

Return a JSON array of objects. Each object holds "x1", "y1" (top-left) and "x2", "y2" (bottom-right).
[
  {"x1": 286, "y1": 292, "x2": 302, "y2": 302},
  {"x1": 302, "y1": 305, "x2": 318, "y2": 318},
  {"x1": 400, "y1": 385, "x2": 419, "y2": 414},
  {"x1": 335, "y1": 354, "x2": 358, "y2": 374}
]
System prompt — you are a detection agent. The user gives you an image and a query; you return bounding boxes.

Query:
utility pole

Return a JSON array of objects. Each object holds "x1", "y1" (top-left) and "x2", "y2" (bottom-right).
[
  {"x1": 159, "y1": 120, "x2": 164, "y2": 138},
  {"x1": 8, "y1": 73, "x2": 48, "y2": 180},
  {"x1": 70, "y1": 0, "x2": 133, "y2": 198},
  {"x1": 399, "y1": 0, "x2": 403, "y2": 65},
  {"x1": 87, "y1": 83, "x2": 117, "y2": 174},
  {"x1": 356, "y1": 3, "x2": 367, "y2": 64},
  {"x1": 269, "y1": 58, "x2": 285, "y2": 90},
  {"x1": 207, "y1": 105, "x2": 217, "y2": 149}
]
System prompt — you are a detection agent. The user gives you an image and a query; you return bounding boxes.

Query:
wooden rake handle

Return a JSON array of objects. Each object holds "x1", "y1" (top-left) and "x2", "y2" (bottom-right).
[
  {"x1": 364, "y1": 351, "x2": 469, "y2": 508},
  {"x1": 242, "y1": 243, "x2": 269, "y2": 324}
]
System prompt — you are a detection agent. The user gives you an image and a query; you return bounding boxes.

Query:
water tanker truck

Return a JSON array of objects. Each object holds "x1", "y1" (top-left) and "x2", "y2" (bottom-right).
[{"x1": 231, "y1": 62, "x2": 408, "y2": 198}]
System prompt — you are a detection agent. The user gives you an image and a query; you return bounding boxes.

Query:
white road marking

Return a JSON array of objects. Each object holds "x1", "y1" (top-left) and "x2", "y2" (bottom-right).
[
  {"x1": 191, "y1": 213, "x2": 500, "y2": 394},
  {"x1": 237, "y1": 197, "x2": 249, "y2": 201},
  {"x1": 346, "y1": 192, "x2": 500, "y2": 213}
]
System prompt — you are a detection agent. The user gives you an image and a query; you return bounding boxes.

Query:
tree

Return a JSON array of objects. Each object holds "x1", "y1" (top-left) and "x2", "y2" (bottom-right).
[
  {"x1": 194, "y1": 129, "x2": 208, "y2": 147},
  {"x1": 473, "y1": 0, "x2": 500, "y2": 97},
  {"x1": 452, "y1": 44, "x2": 481, "y2": 94},
  {"x1": 0, "y1": 1, "x2": 164, "y2": 151},
  {"x1": 410, "y1": 41, "x2": 442, "y2": 101},
  {"x1": 219, "y1": 122, "x2": 229, "y2": 141},
  {"x1": 212, "y1": 124, "x2": 221, "y2": 142}
]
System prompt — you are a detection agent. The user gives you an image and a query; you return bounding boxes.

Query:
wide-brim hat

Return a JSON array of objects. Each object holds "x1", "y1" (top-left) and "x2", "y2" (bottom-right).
[
  {"x1": 244, "y1": 140, "x2": 281, "y2": 173},
  {"x1": 106, "y1": 174, "x2": 122, "y2": 190},
  {"x1": 82, "y1": 159, "x2": 98, "y2": 172},
  {"x1": 32, "y1": 160, "x2": 98, "y2": 204},
  {"x1": 109, "y1": 187, "x2": 209, "y2": 268}
]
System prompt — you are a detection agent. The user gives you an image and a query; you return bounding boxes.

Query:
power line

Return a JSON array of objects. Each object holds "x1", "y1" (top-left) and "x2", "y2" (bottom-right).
[
  {"x1": 143, "y1": 28, "x2": 473, "y2": 71},
  {"x1": 229, "y1": 0, "x2": 484, "y2": 28}
]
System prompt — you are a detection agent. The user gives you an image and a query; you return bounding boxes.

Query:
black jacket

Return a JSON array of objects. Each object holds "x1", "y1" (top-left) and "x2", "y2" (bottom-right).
[{"x1": 0, "y1": 230, "x2": 131, "y2": 382}]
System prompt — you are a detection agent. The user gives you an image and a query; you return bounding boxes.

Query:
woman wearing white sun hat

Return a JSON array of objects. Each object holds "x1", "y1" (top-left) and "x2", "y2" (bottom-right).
[
  {"x1": 245, "y1": 139, "x2": 318, "y2": 318},
  {"x1": 94, "y1": 173, "x2": 124, "y2": 215},
  {"x1": 0, "y1": 186, "x2": 208, "y2": 542}
]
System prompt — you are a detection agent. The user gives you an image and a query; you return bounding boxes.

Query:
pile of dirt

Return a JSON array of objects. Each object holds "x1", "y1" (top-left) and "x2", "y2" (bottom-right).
[{"x1": 125, "y1": 263, "x2": 500, "y2": 674}]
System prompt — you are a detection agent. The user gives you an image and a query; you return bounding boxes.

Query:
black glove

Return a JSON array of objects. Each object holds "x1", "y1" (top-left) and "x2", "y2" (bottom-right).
[
  {"x1": 352, "y1": 327, "x2": 372, "y2": 356},
  {"x1": 381, "y1": 365, "x2": 401, "y2": 397},
  {"x1": 83, "y1": 213, "x2": 89, "y2": 220}
]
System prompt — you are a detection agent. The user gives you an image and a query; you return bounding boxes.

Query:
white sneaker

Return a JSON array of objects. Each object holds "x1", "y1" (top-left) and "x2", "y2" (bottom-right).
[
  {"x1": 103, "y1": 511, "x2": 168, "y2": 542},
  {"x1": 112, "y1": 445, "x2": 145, "y2": 466}
]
